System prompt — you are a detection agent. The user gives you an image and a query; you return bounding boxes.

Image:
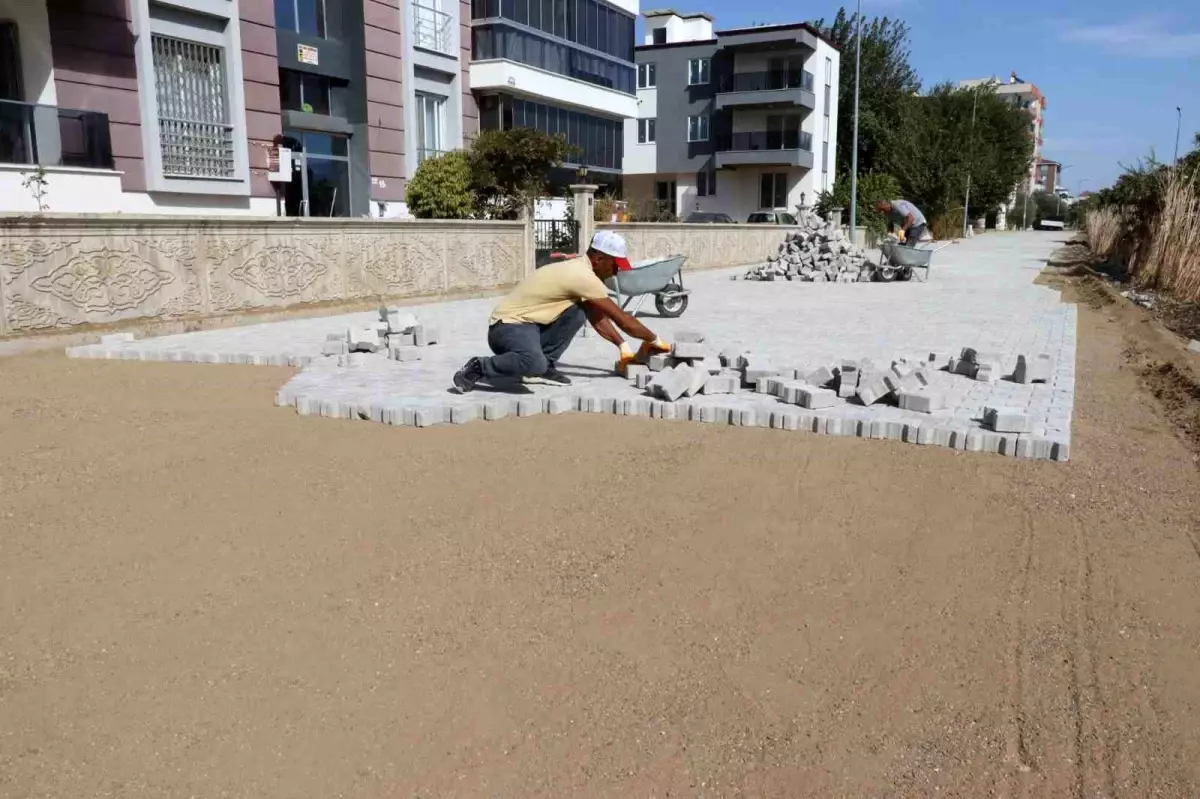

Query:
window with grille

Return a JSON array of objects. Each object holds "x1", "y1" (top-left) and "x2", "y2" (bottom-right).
[{"x1": 152, "y1": 35, "x2": 235, "y2": 179}]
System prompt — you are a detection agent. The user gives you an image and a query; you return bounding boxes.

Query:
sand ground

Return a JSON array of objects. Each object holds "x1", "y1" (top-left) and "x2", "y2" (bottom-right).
[{"x1": 1, "y1": 273, "x2": 1198, "y2": 798}]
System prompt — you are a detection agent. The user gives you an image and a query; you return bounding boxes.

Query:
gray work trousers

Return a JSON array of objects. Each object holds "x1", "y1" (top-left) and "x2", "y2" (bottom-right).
[{"x1": 479, "y1": 304, "x2": 586, "y2": 380}]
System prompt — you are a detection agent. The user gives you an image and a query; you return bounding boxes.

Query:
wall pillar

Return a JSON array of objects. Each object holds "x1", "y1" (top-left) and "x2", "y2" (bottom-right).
[
  {"x1": 520, "y1": 203, "x2": 536, "y2": 276},
  {"x1": 571, "y1": 184, "x2": 598, "y2": 253}
]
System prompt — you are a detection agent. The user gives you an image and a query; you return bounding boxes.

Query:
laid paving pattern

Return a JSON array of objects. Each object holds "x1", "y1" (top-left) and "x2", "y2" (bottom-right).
[{"x1": 67, "y1": 232, "x2": 1075, "y2": 460}]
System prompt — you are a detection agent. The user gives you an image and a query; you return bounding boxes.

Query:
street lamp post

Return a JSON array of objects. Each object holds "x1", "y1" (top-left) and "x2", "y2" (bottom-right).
[
  {"x1": 848, "y1": 0, "x2": 863, "y2": 239},
  {"x1": 1175, "y1": 107, "x2": 1183, "y2": 165},
  {"x1": 962, "y1": 87, "x2": 979, "y2": 238}
]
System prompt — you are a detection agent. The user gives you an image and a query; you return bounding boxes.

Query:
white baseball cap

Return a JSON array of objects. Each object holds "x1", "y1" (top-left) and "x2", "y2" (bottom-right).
[{"x1": 589, "y1": 230, "x2": 632, "y2": 271}]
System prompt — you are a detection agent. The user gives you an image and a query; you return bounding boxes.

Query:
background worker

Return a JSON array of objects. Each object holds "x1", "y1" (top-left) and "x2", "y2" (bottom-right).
[
  {"x1": 874, "y1": 199, "x2": 928, "y2": 247},
  {"x1": 453, "y1": 231, "x2": 669, "y2": 393}
]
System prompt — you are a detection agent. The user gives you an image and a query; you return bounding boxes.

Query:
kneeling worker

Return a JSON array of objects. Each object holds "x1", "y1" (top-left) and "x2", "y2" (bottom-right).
[{"x1": 453, "y1": 231, "x2": 670, "y2": 392}]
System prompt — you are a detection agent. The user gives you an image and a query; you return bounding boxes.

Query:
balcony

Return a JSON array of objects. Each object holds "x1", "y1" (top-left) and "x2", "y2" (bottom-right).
[
  {"x1": 0, "y1": 100, "x2": 114, "y2": 170},
  {"x1": 412, "y1": 2, "x2": 454, "y2": 56},
  {"x1": 715, "y1": 70, "x2": 815, "y2": 110},
  {"x1": 716, "y1": 130, "x2": 813, "y2": 169}
]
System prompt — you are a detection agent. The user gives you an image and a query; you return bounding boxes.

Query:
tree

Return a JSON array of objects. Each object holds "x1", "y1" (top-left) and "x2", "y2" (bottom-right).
[
  {"x1": 466, "y1": 128, "x2": 575, "y2": 219},
  {"x1": 878, "y1": 83, "x2": 1032, "y2": 225},
  {"x1": 811, "y1": 9, "x2": 920, "y2": 178},
  {"x1": 816, "y1": 171, "x2": 901, "y2": 235},
  {"x1": 405, "y1": 151, "x2": 474, "y2": 219}
]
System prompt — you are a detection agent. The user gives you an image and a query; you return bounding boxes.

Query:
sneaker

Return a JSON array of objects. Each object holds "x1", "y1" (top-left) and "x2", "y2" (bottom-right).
[
  {"x1": 526, "y1": 367, "x2": 571, "y2": 386},
  {"x1": 453, "y1": 357, "x2": 483, "y2": 393}
]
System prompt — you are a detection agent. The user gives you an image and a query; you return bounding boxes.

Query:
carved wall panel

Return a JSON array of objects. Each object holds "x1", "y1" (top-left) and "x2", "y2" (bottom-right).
[
  {"x1": 446, "y1": 231, "x2": 523, "y2": 292},
  {"x1": 349, "y1": 232, "x2": 446, "y2": 298}
]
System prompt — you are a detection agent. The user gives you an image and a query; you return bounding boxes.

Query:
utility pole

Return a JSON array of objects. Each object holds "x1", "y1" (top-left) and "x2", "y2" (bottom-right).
[
  {"x1": 848, "y1": 0, "x2": 863, "y2": 239},
  {"x1": 1175, "y1": 107, "x2": 1182, "y2": 165},
  {"x1": 963, "y1": 86, "x2": 979, "y2": 238}
]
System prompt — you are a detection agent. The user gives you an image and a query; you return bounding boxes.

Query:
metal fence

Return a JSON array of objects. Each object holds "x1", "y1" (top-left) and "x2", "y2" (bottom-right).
[
  {"x1": 151, "y1": 34, "x2": 235, "y2": 178},
  {"x1": 533, "y1": 219, "x2": 579, "y2": 267}
]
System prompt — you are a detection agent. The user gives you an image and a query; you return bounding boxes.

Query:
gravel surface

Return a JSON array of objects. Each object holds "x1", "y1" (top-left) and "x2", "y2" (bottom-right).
[{"x1": 1, "y1": 264, "x2": 1199, "y2": 797}]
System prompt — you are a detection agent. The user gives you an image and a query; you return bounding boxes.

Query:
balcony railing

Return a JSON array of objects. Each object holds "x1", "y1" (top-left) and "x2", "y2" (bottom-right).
[
  {"x1": 718, "y1": 69, "x2": 814, "y2": 94},
  {"x1": 0, "y1": 99, "x2": 114, "y2": 169},
  {"x1": 416, "y1": 147, "x2": 449, "y2": 164},
  {"x1": 717, "y1": 130, "x2": 813, "y2": 152},
  {"x1": 412, "y1": 2, "x2": 454, "y2": 55}
]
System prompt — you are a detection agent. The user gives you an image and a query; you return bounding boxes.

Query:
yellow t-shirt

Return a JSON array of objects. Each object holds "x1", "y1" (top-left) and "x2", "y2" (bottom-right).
[{"x1": 489, "y1": 257, "x2": 610, "y2": 325}]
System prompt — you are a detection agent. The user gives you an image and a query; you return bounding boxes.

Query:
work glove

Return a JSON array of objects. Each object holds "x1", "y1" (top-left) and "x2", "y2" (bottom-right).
[
  {"x1": 636, "y1": 338, "x2": 671, "y2": 361},
  {"x1": 615, "y1": 342, "x2": 638, "y2": 375}
]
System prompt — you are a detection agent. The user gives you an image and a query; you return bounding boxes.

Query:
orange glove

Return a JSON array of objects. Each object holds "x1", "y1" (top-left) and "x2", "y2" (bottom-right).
[
  {"x1": 615, "y1": 342, "x2": 638, "y2": 375},
  {"x1": 636, "y1": 338, "x2": 671, "y2": 361}
]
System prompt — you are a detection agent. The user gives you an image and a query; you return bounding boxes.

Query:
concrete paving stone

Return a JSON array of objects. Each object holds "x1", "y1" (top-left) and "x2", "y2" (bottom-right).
[
  {"x1": 974, "y1": 363, "x2": 1000, "y2": 382},
  {"x1": 772, "y1": 410, "x2": 799, "y2": 431},
  {"x1": 626, "y1": 398, "x2": 651, "y2": 417},
  {"x1": 635, "y1": 372, "x2": 656, "y2": 390},
  {"x1": 322, "y1": 340, "x2": 349, "y2": 356},
  {"x1": 897, "y1": 388, "x2": 945, "y2": 413},
  {"x1": 1016, "y1": 435, "x2": 1052, "y2": 459},
  {"x1": 799, "y1": 386, "x2": 838, "y2": 409},
  {"x1": 100, "y1": 333, "x2": 135, "y2": 345},
  {"x1": 965, "y1": 431, "x2": 985, "y2": 452},
  {"x1": 647, "y1": 353, "x2": 675, "y2": 372},
  {"x1": 754, "y1": 376, "x2": 772, "y2": 394},
  {"x1": 1014, "y1": 353, "x2": 1054, "y2": 383},
  {"x1": 683, "y1": 364, "x2": 709, "y2": 397},
  {"x1": 544, "y1": 396, "x2": 574, "y2": 415},
  {"x1": 296, "y1": 396, "x2": 317, "y2": 415},
  {"x1": 718, "y1": 348, "x2": 741, "y2": 367},
  {"x1": 483, "y1": 399, "x2": 512, "y2": 420},
  {"x1": 744, "y1": 367, "x2": 779, "y2": 386},
  {"x1": 337, "y1": 353, "x2": 365, "y2": 368},
  {"x1": 714, "y1": 407, "x2": 733, "y2": 425},
  {"x1": 517, "y1": 398, "x2": 543, "y2": 417},
  {"x1": 389, "y1": 346, "x2": 422, "y2": 362},
  {"x1": 413, "y1": 408, "x2": 443, "y2": 427},
  {"x1": 672, "y1": 342, "x2": 706, "y2": 359},
  {"x1": 625, "y1": 364, "x2": 650, "y2": 382},
  {"x1": 675, "y1": 330, "x2": 705, "y2": 343},
  {"x1": 984, "y1": 406, "x2": 1030, "y2": 433},
  {"x1": 903, "y1": 424, "x2": 922, "y2": 444},
  {"x1": 885, "y1": 420, "x2": 906, "y2": 439},
  {"x1": 1052, "y1": 440, "x2": 1071, "y2": 461},
  {"x1": 739, "y1": 409, "x2": 758, "y2": 427},
  {"x1": 1189, "y1": 339, "x2": 1200, "y2": 354},
  {"x1": 599, "y1": 397, "x2": 620, "y2": 414},
  {"x1": 387, "y1": 332, "x2": 417, "y2": 348},
  {"x1": 869, "y1": 420, "x2": 887, "y2": 440},
  {"x1": 805, "y1": 366, "x2": 835, "y2": 387},
  {"x1": 703, "y1": 374, "x2": 740, "y2": 394},
  {"x1": 948, "y1": 428, "x2": 970, "y2": 450},
  {"x1": 699, "y1": 405, "x2": 719, "y2": 423},
  {"x1": 856, "y1": 373, "x2": 891, "y2": 406}
]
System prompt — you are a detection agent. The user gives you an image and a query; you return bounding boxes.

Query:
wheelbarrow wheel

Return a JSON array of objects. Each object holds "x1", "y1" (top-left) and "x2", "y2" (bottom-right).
[
  {"x1": 897, "y1": 266, "x2": 914, "y2": 282},
  {"x1": 874, "y1": 265, "x2": 898, "y2": 282},
  {"x1": 655, "y1": 284, "x2": 689, "y2": 317}
]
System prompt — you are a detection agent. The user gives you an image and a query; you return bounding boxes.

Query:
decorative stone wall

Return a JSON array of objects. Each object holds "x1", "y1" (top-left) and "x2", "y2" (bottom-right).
[
  {"x1": 0, "y1": 216, "x2": 528, "y2": 337},
  {"x1": 596, "y1": 223, "x2": 801, "y2": 270}
]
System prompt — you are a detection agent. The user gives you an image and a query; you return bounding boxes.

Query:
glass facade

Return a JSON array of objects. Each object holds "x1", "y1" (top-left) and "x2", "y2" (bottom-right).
[
  {"x1": 478, "y1": 94, "x2": 623, "y2": 171},
  {"x1": 472, "y1": 0, "x2": 634, "y2": 62},
  {"x1": 472, "y1": 24, "x2": 634, "y2": 94}
]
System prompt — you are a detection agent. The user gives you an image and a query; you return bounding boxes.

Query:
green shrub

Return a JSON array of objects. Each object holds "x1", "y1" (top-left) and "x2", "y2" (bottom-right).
[
  {"x1": 816, "y1": 172, "x2": 901, "y2": 236},
  {"x1": 405, "y1": 151, "x2": 474, "y2": 219}
]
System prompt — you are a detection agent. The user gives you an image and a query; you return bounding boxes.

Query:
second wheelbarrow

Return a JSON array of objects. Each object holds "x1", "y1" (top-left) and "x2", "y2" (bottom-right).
[{"x1": 603, "y1": 254, "x2": 690, "y2": 317}]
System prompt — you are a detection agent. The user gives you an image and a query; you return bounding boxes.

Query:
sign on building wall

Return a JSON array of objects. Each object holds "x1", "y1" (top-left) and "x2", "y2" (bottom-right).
[{"x1": 297, "y1": 44, "x2": 319, "y2": 65}]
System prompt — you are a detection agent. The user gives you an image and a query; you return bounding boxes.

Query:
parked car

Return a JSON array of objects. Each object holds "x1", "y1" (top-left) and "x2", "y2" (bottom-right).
[
  {"x1": 684, "y1": 212, "x2": 735, "y2": 223},
  {"x1": 1035, "y1": 216, "x2": 1065, "y2": 231},
  {"x1": 747, "y1": 211, "x2": 798, "y2": 225}
]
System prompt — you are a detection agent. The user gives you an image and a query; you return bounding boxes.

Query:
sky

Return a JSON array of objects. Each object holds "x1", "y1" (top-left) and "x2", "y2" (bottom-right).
[{"x1": 665, "y1": 0, "x2": 1200, "y2": 193}]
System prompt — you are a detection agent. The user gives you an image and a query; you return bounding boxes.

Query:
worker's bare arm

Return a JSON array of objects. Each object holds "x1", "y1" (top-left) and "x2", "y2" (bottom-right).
[
  {"x1": 582, "y1": 301, "x2": 626, "y2": 349},
  {"x1": 903, "y1": 212, "x2": 916, "y2": 231},
  {"x1": 582, "y1": 297, "x2": 657, "y2": 342}
]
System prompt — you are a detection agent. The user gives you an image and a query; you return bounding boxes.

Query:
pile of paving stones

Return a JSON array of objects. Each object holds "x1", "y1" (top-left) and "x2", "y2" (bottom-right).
[
  {"x1": 742, "y1": 209, "x2": 872, "y2": 283},
  {"x1": 321, "y1": 306, "x2": 441, "y2": 367}
]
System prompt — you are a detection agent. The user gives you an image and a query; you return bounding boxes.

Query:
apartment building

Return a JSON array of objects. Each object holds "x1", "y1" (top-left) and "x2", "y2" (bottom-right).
[
  {"x1": 622, "y1": 10, "x2": 839, "y2": 221},
  {"x1": 468, "y1": 0, "x2": 639, "y2": 192},
  {"x1": 959, "y1": 72, "x2": 1046, "y2": 194},
  {"x1": 0, "y1": 0, "x2": 473, "y2": 216}
]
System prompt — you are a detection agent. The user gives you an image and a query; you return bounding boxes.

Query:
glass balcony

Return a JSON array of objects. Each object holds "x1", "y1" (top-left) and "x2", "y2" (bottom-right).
[
  {"x1": 0, "y1": 99, "x2": 114, "y2": 169},
  {"x1": 715, "y1": 130, "x2": 814, "y2": 169},
  {"x1": 718, "y1": 69, "x2": 814, "y2": 93}
]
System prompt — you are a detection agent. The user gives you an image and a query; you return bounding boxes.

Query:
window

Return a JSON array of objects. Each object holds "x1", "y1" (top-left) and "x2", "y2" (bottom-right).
[
  {"x1": 279, "y1": 70, "x2": 332, "y2": 115},
  {"x1": 688, "y1": 58, "x2": 710, "y2": 86},
  {"x1": 822, "y1": 141, "x2": 828, "y2": 174},
  {"x1": 472, "y1": 24, "x2": 635, "y2": 94},
  {"x1": 824, "y1": 56, "x2": 832, "y2": 86},
  {"x1": 482, "y1": 95, "x2": 622, "y2": 170},
  {"x1": 637, "y1": 118, "x2": 655, "y2": 144},
  {"x1": 652, "y1": 27, "x2": 666, "y2": 44},
  {"x1": 275, "y1": 0, "x2": 327, "y2": 37},
  {"x1": 760, "y1": 172, "x2": 787, "y2": 209},
  {"x1": 637, "y1": 62, "x2": 656, "y2": 89},
  {"x1": 697, "y1": 169, "x2": 715, "y2": 197},
  {"x1": 151, "y1": 35, "x2": 234, "y2": 178},
  {"x1": 822, "y1": 115, "x2": 829, "y2": 142},
  {"x1": 687, "y1": 115, "x2": 708, "y2": 142},
  {"x1": 415, "y1": 92, "x2": 446, "y2": 162},
  {"x1": 474, "y1": 0, "x2": 634, "y2": 63}
]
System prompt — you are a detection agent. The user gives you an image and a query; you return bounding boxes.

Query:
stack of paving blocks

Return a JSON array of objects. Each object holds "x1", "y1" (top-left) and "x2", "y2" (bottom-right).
[
  {"x1": 321, "y1": 306, "x2": 442, "y2": 364},
  {"x1": 742, "y1": 209, "x2": 873, "y2": 283}
]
